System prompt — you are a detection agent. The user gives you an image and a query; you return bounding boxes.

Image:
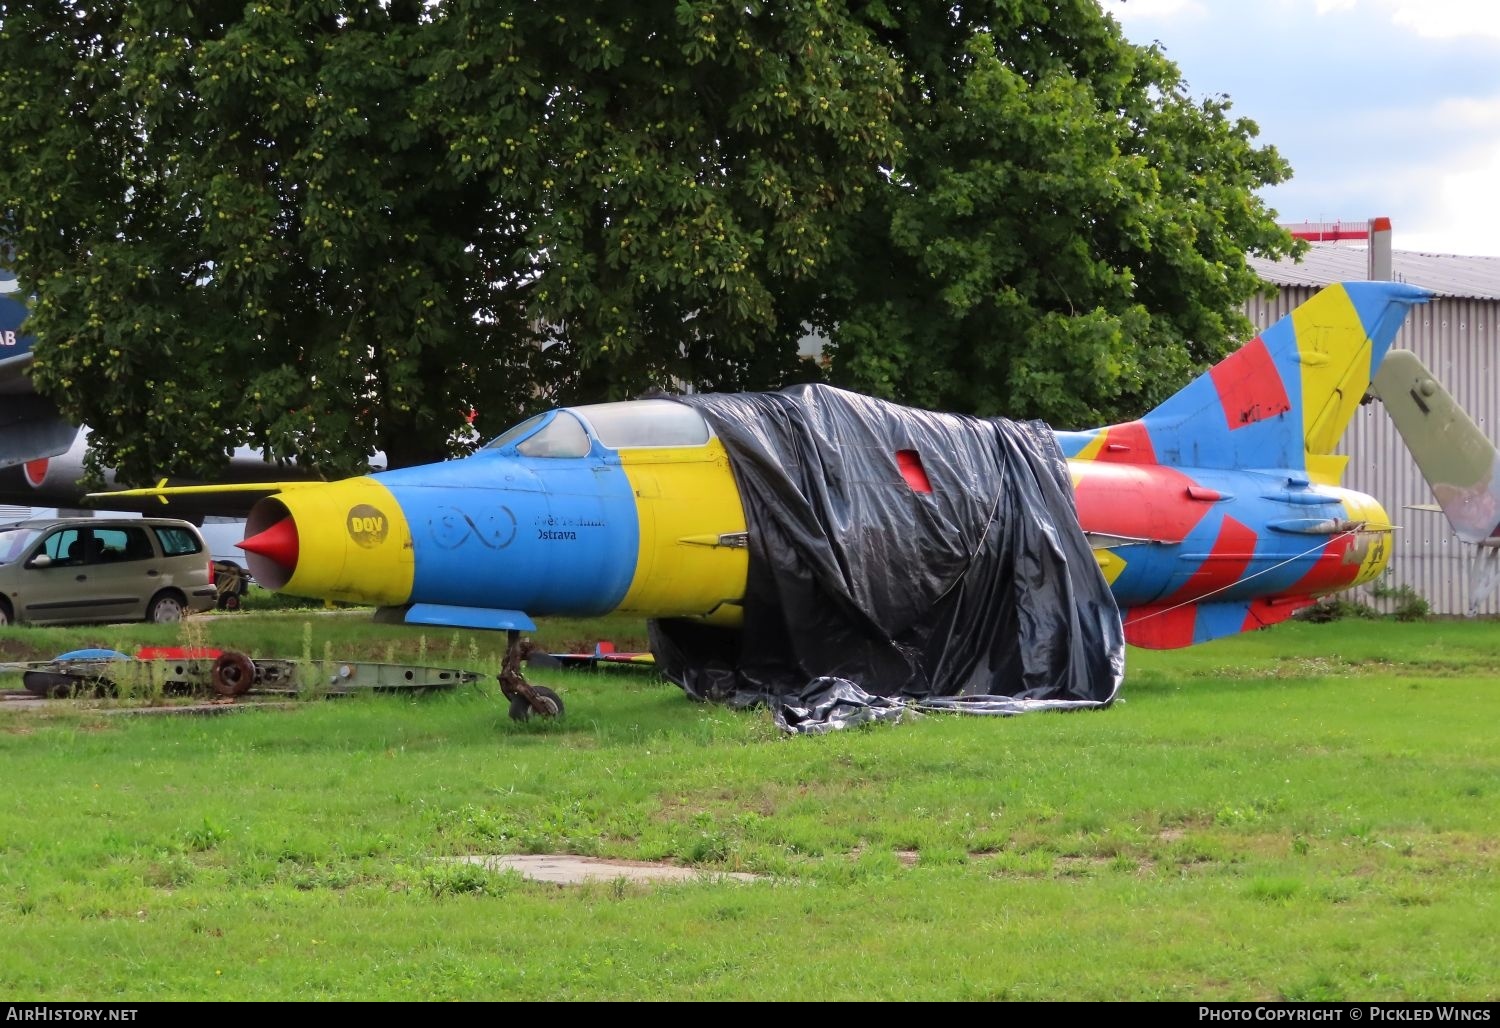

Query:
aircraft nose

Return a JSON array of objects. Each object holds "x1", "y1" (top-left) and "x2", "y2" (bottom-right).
[{"x1": 239, "y1": 478, "x2": 414, "y2": 605}]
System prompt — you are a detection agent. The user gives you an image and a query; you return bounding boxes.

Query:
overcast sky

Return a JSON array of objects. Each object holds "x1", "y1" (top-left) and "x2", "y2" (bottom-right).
[{"x1": 1100, "y1": 0, "x2": 1500, "y2": 256}]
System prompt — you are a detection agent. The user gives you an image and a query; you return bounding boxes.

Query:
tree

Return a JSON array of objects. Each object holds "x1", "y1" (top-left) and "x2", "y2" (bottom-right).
[
  {"x1": 0, "y1": 1, "x2": 1295, "y2": 484},
  {"x1": 819, "y1": 0, "x2": 1300, "y2": 429},
  {"x1": 423, "y1": 0, "x2": 903, "y2": 404},
  {"x1": 0, "y1": 1, "x2": 506, "y2": 476},
  {"x1": 0, "y1": 0, "x2": 901, "y2": 479}
]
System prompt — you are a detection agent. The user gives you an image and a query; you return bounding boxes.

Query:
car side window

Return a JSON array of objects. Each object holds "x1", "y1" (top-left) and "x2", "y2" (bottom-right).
[
  {"x1": 153, "y1": 526, "x2": 203, "y2": 557},
  {"x1": 124, "y1": 527, "x2": 156, "y2": 561},
  {"x1": 94, "y1": 526, "x2": 152, "y2": 563},
  {"x1": 37, "y1": 528, "x2": 85, "y2": 566}
]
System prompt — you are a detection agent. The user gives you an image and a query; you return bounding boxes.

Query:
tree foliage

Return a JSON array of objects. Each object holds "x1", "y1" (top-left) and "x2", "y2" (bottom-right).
[
  {"x1": 821, "y1": 0, "x2": 1300, "y2": 427},
  {"x1": 0, "y1": 0, "x2": 1296, "y2": 481}
]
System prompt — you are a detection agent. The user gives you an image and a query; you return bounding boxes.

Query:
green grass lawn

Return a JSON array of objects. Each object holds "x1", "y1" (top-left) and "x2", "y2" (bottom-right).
[{"x1": 0, "y1": 613, "x2": 1495, "y2": 1000}]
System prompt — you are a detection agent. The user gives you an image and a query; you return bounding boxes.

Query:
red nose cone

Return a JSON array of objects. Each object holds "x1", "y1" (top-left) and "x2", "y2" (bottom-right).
[{"x1": 238, "y1": 516, "x2": 299, "y2": 568}]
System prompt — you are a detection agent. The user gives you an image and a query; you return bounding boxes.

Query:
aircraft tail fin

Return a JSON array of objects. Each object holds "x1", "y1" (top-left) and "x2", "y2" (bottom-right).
[
  {"x1": 1372, "y1": 349, "x2": 1500, "y2": 545},
  {"x1": 1059, "y1": 282, "x2": 1431, "y2": 484},
  {"x1": 0, "y1": 266, "x2": 76, "y2": 469}
]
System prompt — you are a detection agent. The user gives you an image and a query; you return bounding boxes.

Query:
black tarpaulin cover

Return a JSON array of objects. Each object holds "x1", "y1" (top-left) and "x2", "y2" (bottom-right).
[{"x1": 651, "y1": 385, "x2": 1125, "y2": 733}]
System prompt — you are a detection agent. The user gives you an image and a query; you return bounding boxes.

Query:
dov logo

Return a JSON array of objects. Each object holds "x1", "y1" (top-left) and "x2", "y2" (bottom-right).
[{"x1": 347, "y1": 504, "x2": 389, "y2": 548}]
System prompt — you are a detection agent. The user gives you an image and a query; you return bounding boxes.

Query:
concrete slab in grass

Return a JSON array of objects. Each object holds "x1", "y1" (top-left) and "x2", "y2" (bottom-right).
[{"x1": 453, "y1": 854, "x2": 762, "y2": 886}]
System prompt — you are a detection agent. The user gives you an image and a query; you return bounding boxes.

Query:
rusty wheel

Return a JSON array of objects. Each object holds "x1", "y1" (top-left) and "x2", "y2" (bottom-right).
[
  {"x1": 508, "y1": 685, "x2": 564, "y2": 722},
  {"x1": 210, "y1": 651, "x2": 257, "y2": 698}
]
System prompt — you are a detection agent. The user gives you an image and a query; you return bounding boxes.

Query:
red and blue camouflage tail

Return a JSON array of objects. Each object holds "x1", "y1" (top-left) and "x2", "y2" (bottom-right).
[{"x1": 1056, "y1": 281, "x2": 1431, "y2": 648}]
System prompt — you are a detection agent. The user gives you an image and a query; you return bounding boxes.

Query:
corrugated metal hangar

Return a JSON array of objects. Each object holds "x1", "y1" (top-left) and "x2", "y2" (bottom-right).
[{"x1": 1247, "y1": 233, "x2": 1500, "y2": 615}]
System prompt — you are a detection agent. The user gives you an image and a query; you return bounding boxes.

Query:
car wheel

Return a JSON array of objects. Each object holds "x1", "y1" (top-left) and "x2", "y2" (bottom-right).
[
  {"x1": 0, "y1": 600, "x2": 10, "y2": 627},
  {"x1": 147, "y1": 592, "x2": 186, "y2": 624}
]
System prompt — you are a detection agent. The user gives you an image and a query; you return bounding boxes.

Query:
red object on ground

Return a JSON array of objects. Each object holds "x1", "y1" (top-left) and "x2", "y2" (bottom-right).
[{"x1": 136, "y1": 646, "x2": 224, "y2": 660}]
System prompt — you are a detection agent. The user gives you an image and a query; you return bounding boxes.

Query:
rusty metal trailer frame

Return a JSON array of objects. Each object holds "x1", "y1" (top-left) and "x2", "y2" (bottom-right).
[
  {"x1": 3, "y1": 637, "x2": 568, "y2": 721},
  {"x1": 2, "y1": 652, "x2": 480, "y2": 700}
]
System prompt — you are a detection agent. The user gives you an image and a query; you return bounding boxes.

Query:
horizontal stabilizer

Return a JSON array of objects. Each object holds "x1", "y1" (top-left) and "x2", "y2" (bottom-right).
[{"x1": 1372, "y1": 349, "x2": 1500, "y2": 544}]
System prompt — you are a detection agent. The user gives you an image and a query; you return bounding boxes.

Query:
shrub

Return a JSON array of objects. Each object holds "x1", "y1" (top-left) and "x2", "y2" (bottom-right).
[
  {"x1": 1371, "y1": 581, "x2": 1432, "y2": 622},
  {"x1": 1294, "y1": 598, "x2": 1381, "y2": 623}
]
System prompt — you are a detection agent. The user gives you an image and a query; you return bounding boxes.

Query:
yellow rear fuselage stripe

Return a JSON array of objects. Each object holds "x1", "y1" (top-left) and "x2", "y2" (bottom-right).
[{"x1": 616, "y1": 439, "x2": 749, "y2": 621}]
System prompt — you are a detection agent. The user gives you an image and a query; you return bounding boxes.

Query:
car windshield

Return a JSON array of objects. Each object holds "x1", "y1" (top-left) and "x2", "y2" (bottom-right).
[{"x1": 0, "y1": 526, "x2": 40, "y2": 564}]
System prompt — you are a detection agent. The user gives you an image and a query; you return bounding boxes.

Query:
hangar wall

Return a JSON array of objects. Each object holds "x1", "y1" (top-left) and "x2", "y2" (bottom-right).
[{"x1": 1245, "y1": 284, "x2": 1500, "y2": 616}]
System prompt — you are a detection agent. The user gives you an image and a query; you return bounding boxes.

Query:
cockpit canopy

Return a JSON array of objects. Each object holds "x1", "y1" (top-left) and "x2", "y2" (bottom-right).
[{"x1": 484, "y1": 400, "x2": 711, "y2": 458}]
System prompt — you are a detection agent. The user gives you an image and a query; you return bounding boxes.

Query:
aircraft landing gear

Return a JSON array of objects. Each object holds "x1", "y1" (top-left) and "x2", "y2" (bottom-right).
[{"x1": 500, "y1": 630, "x2": 565, "y2": 721}]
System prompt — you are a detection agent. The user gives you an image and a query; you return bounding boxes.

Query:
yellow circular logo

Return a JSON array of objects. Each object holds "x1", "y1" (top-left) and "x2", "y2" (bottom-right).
[{"x1": 347, "y1": 504, "x2": 389, "y2": 549}]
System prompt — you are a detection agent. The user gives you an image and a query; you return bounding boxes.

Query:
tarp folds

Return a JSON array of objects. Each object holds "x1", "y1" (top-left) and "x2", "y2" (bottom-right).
[{"x1": 652, "y1": 385, "x2": 1125, "y2": 733}]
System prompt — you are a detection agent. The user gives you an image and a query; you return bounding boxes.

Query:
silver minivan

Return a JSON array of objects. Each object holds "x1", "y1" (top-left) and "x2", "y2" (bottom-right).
[{"x1": 0, "y1": 517, "x2": 219, "y2": 626}]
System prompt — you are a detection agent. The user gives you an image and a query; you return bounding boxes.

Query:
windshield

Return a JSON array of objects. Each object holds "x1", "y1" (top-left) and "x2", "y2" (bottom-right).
[
  {"x1": 0, "y1": 526, "x2": 40, "y2": 564},
  {"x1": 482, "y1": 410, "x2": 593, "y2": 459},
  {"x1": 483, "y1": 413, "x2": 548, "y2": 451},
  {"x1": 516, "y1": 411, "x2": 591, "y2": 458}
]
